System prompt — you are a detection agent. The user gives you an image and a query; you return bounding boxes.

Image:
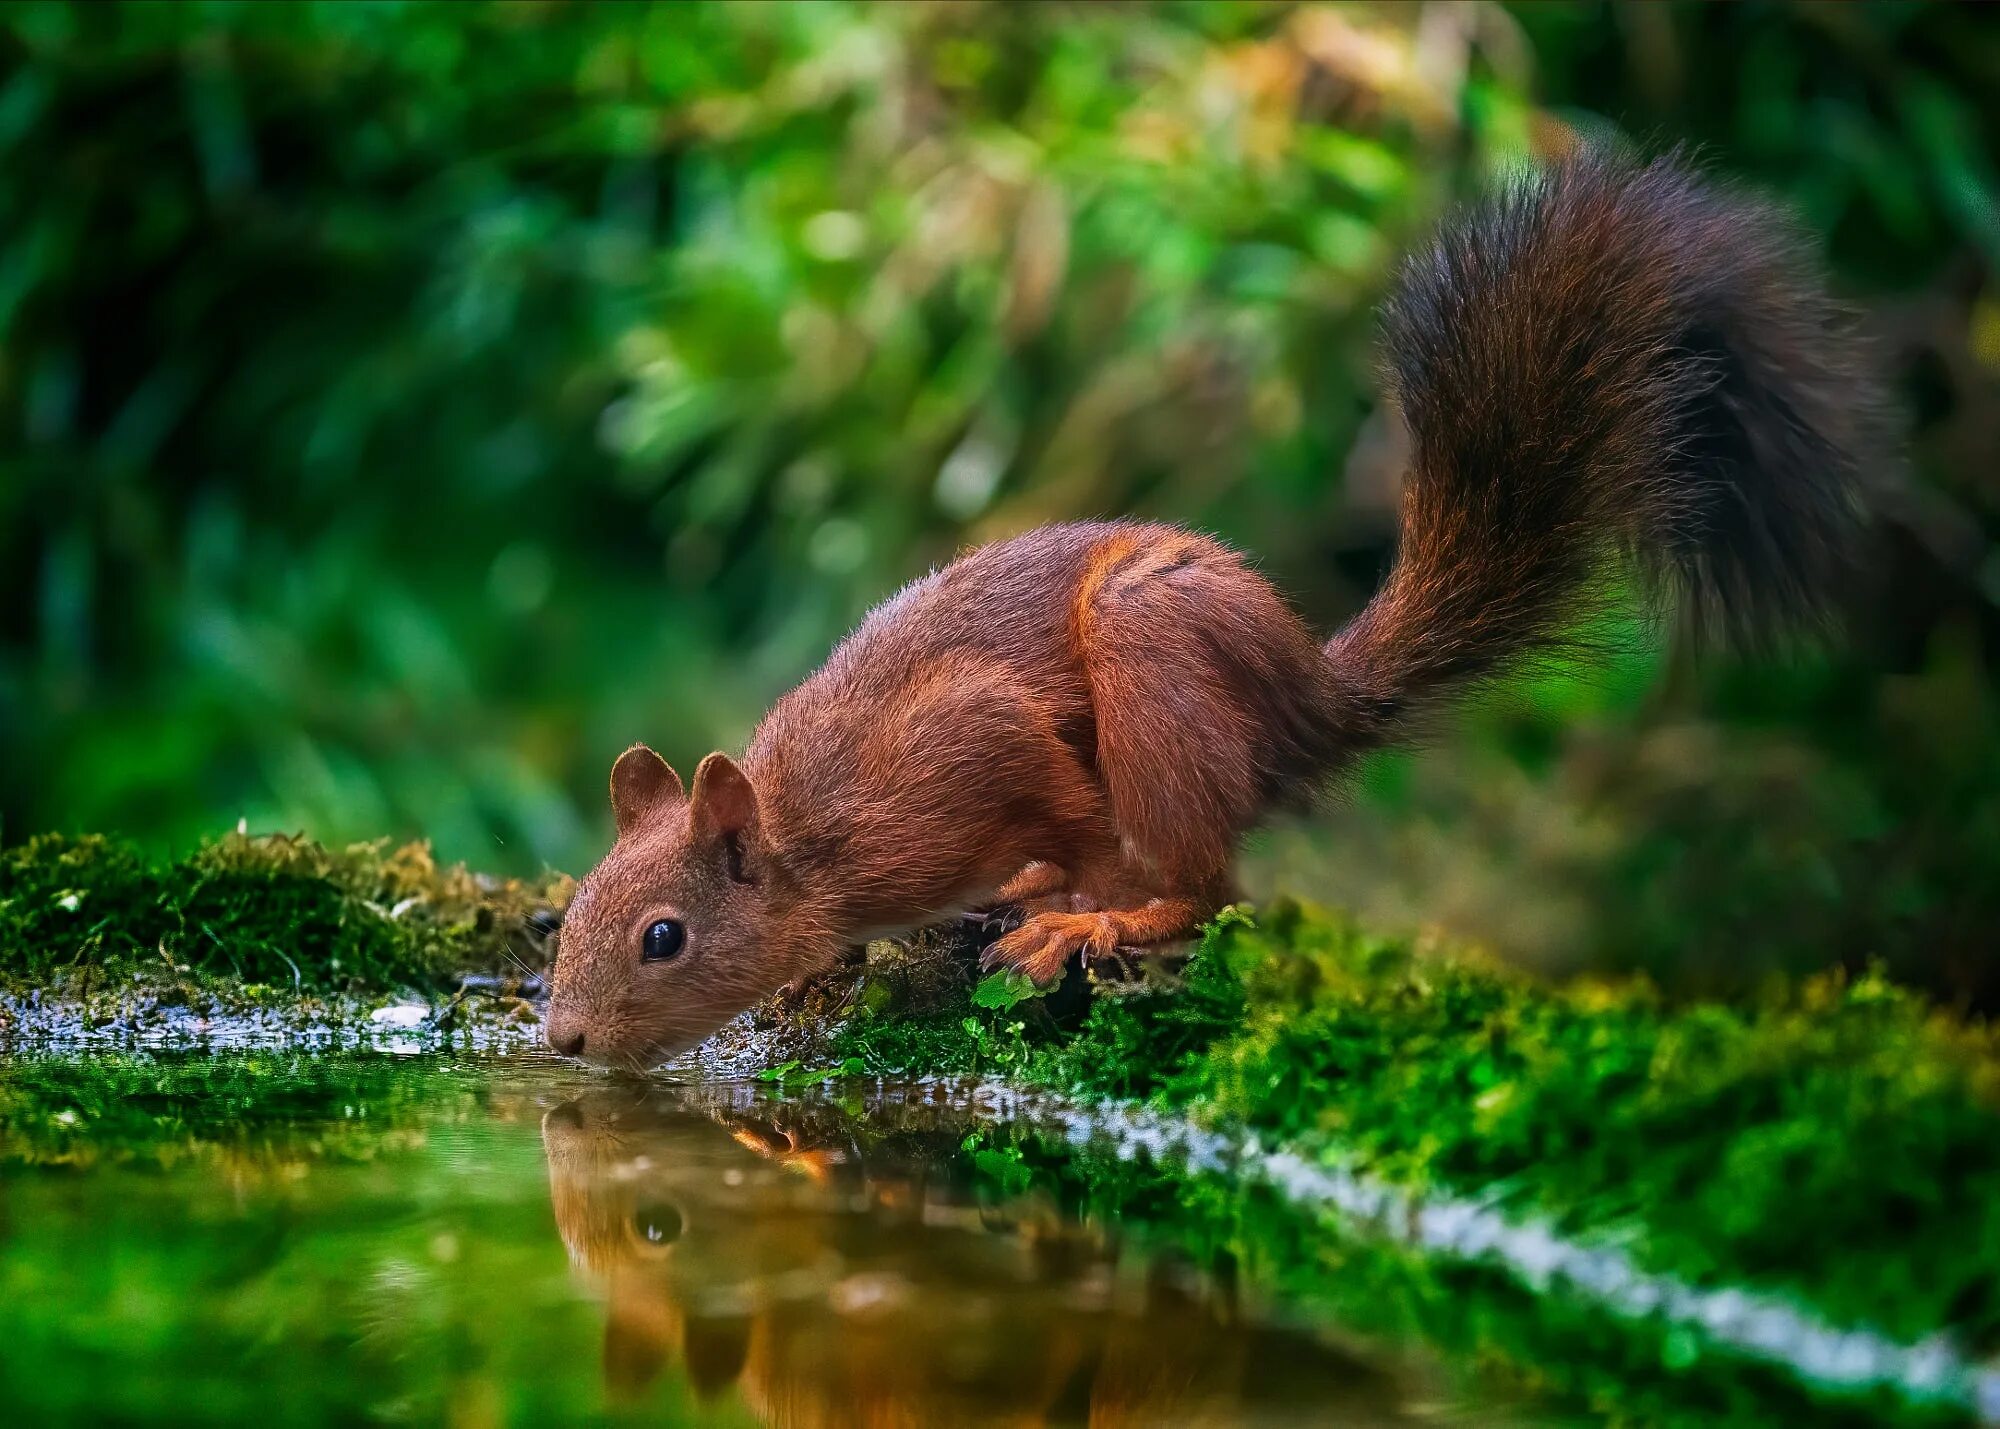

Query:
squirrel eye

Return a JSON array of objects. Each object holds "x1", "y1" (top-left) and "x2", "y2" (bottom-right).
[
  {"x1": 641, "y1": 918, "x2": 685, "y2": 963},
  {"x1": 633, "y1": 1202, "x2": 683, "y2": 1246}
]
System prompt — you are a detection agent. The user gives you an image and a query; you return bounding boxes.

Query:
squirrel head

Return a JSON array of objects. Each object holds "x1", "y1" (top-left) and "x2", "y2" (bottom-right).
[
  {"x1": 545, "y1": 743, "x2": 819, "y2": 1069},
  {"x1": 539, "y1": 1091, "x2": 755, "y2": 1402}
]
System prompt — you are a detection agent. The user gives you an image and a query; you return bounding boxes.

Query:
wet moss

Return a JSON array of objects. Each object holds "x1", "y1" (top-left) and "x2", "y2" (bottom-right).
[
  {"x1": 837, "y1": 900, "x2": 2000, "y2": 1359},
  {"x1": 0, "y1": 832, "x2": 570, "y2": 992}
]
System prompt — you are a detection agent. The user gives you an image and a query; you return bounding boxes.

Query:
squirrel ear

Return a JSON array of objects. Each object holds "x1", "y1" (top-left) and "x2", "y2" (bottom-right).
[
  {"x1": 609, "y1": 744, "x2": 684, "y2": 836},
  {"x1": 600, "y1": 1284, "x2": 671, "y2": 1401},
  {"x1": 681, "y1": 1314, "x2": 752, "y2": 1400},
  {"x1": 688, "y1": 752, "x2": 759, "y2": 849}
]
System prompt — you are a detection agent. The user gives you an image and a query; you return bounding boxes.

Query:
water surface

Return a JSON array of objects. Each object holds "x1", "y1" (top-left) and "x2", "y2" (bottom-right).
[{"x1": 0, "y1": 1050, "x2": 1522, "y2": 1426}]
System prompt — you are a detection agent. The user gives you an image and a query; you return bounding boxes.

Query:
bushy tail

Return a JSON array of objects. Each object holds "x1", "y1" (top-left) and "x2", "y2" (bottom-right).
[{"x1": 1326, "y1": 151, "x2": 1884, "y2": 747}]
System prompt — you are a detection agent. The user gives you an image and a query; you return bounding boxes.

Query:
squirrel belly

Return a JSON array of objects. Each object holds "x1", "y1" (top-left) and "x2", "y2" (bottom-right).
[{"x1": 546, "y1": 151, "x2": 1884, "y2": 1069}]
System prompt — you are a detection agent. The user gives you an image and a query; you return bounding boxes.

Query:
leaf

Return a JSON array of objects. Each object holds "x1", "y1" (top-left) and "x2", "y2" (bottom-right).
[
  {"x1": 971, "y1": 969, "x2": 1039, "y2": 1011},
  {"x1": 970, "y1": 1141, "x2": 1037, "y2": 1196},
  {"x1": 783, "y1": 1063, "x2": 844, "y2": 1087},
  {"x1": 754, "y1": 1060, "x2": 800, "y2": 1083}
]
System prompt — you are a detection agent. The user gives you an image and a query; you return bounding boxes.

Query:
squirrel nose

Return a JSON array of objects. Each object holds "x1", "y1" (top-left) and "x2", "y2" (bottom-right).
[{"x1": 548, "y1": 1024, "x2": 585, "y2": 1058}]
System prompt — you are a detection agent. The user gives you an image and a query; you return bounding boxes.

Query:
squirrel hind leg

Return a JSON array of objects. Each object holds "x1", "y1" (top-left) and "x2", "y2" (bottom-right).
[
  {"x1": 979, "y1": 893, "x2": 1217, "y2": 987},
  {"x1": 1072, "y1": 535, "x2": 1325, "y2": 880},
  {"x1": 990, "y1": 860, "x2": 1070, "y2": 906}
]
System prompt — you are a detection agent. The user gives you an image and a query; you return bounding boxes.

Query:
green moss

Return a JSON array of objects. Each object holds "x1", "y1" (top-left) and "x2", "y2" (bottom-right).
[
  {"x1": 1187, "y1": 906, "x2": 2000, "y2": 1352},
  {"x1": 0, "y1": 832, "x2": 569, "y2": 992},
  {"x1": 838, "y1": 901, "x2": 2000, "y2": 1358}
]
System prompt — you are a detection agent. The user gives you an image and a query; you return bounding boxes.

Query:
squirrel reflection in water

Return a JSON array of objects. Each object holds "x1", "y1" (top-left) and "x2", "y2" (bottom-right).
[{"x1": 541, "y1": 1088, "x2": 1416, "y2": 1428}]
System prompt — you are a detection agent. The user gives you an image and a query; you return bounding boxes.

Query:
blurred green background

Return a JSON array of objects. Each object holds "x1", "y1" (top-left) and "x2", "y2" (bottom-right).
[{"x1": 3, "y1": 2, "x2": 1997, "y2": 998}]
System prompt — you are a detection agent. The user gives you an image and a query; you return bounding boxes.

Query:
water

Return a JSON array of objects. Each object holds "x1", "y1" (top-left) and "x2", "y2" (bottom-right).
[{"x1": 0, "y1": 1049, "x2": 1519, "y2": 1427}]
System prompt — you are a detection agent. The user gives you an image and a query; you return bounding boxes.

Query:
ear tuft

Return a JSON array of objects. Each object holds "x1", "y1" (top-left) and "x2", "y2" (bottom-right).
[
  {"x1": 609, "y1": 744, "x2": 684, "y2": 836},
  {"x1": 688, "y1": 752, "x2": 759, "y2": 847}
]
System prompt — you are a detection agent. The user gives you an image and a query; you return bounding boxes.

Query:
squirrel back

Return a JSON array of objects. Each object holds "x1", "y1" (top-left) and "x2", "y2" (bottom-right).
[{"x1": 1327, "y1": 151, "x2": 1882, "y2": 750}]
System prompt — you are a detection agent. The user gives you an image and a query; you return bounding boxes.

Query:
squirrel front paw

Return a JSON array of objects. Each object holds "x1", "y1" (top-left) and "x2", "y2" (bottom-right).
[{"x1": 980, "y1": 911, "x2": 1119, "y2": 985}]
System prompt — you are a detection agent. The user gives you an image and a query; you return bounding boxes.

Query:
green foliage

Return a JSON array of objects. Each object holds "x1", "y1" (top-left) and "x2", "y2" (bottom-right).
[
  {"x1": 839, "y1": 970, "x2": 1061, "y2": 1079},
  {"x1": 1508, "y1": 1, "x2": 2000, "y2": 287},
  {"x1": 1257, "y1": 645, "x2": 2000, "y2": 1004},
  {"x1": 2, "y1": 0, "x2": 1996, "y2": 1002},
  {"x1": 837, "y1": 943, "x2": 1054, "y2": 1078},
  {"x1": 0, "y1": 0, "x2": 1476, "y2": 871},
  {"x1": 844, "y1": 901, "x2": 2000, "y2": 1356},
  {"x1": 831, "y1": 1007, "x2": 982, "y2": 1078},
  {"x1": 1032, "y1": 907, "x2": 1253, "y2": 1101},
  {"x1": 0, "y1": 830, "x2": 565, "y2": 990},
  {"x1": 959, "y1": 1130, "x2": 1038, "y2": 1199},
  {"x1": 753, "y1": 1056, "x2": 867, "y2": 1089},
  {"x1": 968, "y1": 969, "x2": 1039, "y2": 1011}
]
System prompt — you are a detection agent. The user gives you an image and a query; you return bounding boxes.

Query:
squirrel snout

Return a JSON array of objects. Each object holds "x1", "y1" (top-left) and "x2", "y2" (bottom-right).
[{"x1": 545, "y1": 1011, "x2": 587, "y2": 1059}]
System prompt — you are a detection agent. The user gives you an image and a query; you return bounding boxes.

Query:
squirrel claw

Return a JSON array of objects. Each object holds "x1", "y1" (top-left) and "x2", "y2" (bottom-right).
[
  {"x1": 982, "y1": 911, "x2": 1119, "y2": 986},
  {"x1": 964, "y1": 905, "x2": 1025, "y2": 942}
]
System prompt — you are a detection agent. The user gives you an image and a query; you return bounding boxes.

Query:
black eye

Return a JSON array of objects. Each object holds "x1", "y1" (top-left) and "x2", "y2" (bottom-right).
[
  {"x1": 642, "y1": 919, "x2": 685, "y2": 963},
  {"x1": 633, "y1": 1201, "x2": 683, "y2": 1246}
]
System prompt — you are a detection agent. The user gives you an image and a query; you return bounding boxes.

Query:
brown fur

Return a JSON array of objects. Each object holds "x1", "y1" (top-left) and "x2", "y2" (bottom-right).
[{"x1": 548, "y1": 152, "x2": 1883, "y2": 1068}]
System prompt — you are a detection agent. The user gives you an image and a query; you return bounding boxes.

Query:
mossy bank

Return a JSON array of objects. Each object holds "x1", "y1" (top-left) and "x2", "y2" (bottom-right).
[{"x1": 0, "y1": 832, "x2": 568, "y2": 994}]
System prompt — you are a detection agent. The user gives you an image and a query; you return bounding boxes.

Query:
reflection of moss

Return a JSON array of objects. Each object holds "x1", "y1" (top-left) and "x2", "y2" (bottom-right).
[
  {"x1": 0, "y1": 1059, "x2": 683, "y2": 1427},
  {"x1": 0, "y1": 1052, "x2": 484, "y2": 1168},
  {"x1": 0, "y1": 832, "x2": 569, "y2": 991},
  {"x1": 970, "y1": 1134, "x2": 1958, "y2": 1429},
  {"x1": 839, "y1": 900, "x2": 2000, "y2": 1365}
]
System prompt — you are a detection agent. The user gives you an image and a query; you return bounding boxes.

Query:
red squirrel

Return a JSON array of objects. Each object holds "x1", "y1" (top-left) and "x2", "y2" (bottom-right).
[{"x1": 546, "y1": 153, "x2": 1882, "y2": 1070}]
